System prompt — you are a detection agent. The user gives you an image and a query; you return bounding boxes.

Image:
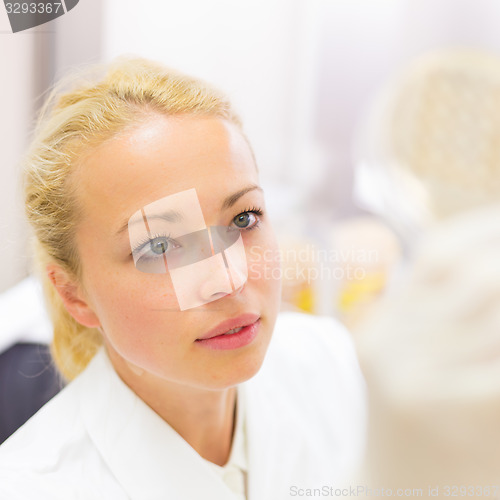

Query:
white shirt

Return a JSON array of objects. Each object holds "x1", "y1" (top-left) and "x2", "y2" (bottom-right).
[
  {"x1": 203, "y1": 390, "x2": 247, "y2": 499},
  {"x1": 0, "y1": 312, "x2": 366, "y2": 500}
]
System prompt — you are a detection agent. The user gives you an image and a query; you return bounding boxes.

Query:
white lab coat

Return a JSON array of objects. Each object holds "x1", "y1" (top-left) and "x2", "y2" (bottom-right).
[{"x1": 0, "y1": 312, "x2": 366, "y2": 500}]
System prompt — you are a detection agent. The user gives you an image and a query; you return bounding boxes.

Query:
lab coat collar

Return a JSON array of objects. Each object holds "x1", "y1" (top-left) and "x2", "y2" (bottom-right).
[
  {"x1": 244, "y1": 365, "x2": 316, "y2": 500},
  {"x1": 77, "y1": 349, "x2": 239, "y2": 500},
  {"x1": 77, "y1": 348, "x2": 321, "y2": 500}
]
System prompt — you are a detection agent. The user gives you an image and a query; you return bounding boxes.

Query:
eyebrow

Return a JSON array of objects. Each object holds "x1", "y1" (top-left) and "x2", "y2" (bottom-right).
[
  {"x1": 118, "y1": 210, "x2": 183, "y2": 235},
  {"x1": 221, "y1": 185, "x2": 263, "y2": 210},
  {"x1": 118, "y1": 185, "x2": 263, "y2": 236}
]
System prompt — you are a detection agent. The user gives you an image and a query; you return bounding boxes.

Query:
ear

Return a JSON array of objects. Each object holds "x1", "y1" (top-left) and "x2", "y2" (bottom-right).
[{"x1": 47, "y1": 264, "x2": 101, "y2": 329}]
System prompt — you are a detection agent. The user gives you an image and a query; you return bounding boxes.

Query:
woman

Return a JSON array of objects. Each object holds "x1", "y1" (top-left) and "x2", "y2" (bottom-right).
[{"x1": 0, "y1": 57, "x2": 365, "y2": 499}]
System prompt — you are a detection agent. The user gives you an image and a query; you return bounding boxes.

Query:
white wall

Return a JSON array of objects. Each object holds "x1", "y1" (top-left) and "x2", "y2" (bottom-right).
[
  {"x1": 102, "y1": 0, "x2": 317, "y2": 189},
  {"x1": 0, "y1": 0, "x2": 102, "y2": 293},
  {"x1": 0, "y1": 9, "x2": 36, "y2": 292},
  {"x1": 4, "y1": 0, "x2": 500, "y2": 292},
  {"x1": 101, "y1": 0, "x2": 500, "y2": 224},
  {"x1": 313, "y1": 0, "x2": 500, "y2": 216}
]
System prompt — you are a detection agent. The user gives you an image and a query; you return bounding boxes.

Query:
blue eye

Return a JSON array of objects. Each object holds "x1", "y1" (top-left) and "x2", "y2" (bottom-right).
[
  {"x1": 232, "y1": 210, "x2": 261, "y2": 230},
  {"x1": 149, "y1": 237, "x2": 170, "y2": 255},
  {"x1": 133, "y1": 235, "x2": 179, "y2": 263}
]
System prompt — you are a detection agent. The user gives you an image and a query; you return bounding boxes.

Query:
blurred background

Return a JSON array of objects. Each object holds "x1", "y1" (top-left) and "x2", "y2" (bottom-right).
[{"x1": 3, "y1": 0, "x2": 500, "y2": 322}]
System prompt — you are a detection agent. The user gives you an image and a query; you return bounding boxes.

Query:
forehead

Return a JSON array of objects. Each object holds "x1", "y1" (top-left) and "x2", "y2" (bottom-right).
[{"x1": 76, "y1": 114, "x2": 258, "y2": 226}]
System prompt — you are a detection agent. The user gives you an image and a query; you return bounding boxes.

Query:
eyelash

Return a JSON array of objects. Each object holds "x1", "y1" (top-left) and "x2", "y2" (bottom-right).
[
  {"x1": 131, "y1": 207, "x2": 264, "y2": 255},
  {"x1": 238, "y1": 206, "x2": 263, "y2": 231},
  {"x1": 133, "y1": 232, "x2": 172, "y2": 254}
]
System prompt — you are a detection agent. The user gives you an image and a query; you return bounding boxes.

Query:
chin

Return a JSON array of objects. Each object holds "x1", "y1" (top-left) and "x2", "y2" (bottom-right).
[{"x1": 203, "y1": 346, "x2": 269, "y2": 391}]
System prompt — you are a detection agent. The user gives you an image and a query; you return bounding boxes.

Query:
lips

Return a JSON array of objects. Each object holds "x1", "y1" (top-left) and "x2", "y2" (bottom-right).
[{"x1": 196, "y1": 313, "x2": 260, "y2": 341}]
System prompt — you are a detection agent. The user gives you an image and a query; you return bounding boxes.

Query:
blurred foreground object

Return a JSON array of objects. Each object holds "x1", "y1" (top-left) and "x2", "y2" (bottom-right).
[
  {"x1": 355, "y1": 48, "x2": 500, "y2": 245},
  {"x1": 354, "y1": 204, "x2": 500, "y2": 492}
]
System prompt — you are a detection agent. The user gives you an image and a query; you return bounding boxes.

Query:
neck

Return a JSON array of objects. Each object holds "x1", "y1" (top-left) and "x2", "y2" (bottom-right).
[{"x1": 107, "y1": 349, "x2": 237, "y2": 466}]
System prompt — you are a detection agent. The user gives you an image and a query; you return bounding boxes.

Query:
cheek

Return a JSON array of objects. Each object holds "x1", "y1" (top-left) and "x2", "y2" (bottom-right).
[
  {"x1": 88, "y1": 267, "x2": 182, "y2": 350},
  {"x1": 245, "y1": 229, "x2": 282, "y2": 295}
]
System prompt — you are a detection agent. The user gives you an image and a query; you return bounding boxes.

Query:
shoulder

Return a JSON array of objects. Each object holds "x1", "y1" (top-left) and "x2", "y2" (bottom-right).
[
  {"x1": 272, "y1": 310, "x2": 359, "y2": 359},
  {"x1": 262, "y1": 311, "x2": 364, "y2": 391},
  {"x1": 0, "y1": 352, "x2": 126, "y2": 498},
  {"x1": 247, "y1": 311, "x2": 367, "y2": 469},
  {"x1": 250, "y1": 311, "x2": 366, "y2": 415},
  {"x1": 0, "y1": 372, "x2": 83, "y2": 459}
]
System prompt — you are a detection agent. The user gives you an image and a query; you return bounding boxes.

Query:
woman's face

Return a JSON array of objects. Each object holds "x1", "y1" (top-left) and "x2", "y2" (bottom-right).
[{"x1": 73, "y1": 114, "x2": 281, "y2": 389}]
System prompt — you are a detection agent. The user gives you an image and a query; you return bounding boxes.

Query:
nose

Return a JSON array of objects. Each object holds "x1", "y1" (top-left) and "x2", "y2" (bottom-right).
[
  {"x1": 224, "y1": 236, "x2": 248, "y2": 294},
  {"x1": 198, "y1": 257, "x2": 233, "y2": 302},
  {"x1": 228, "y1": 258, "x2": 247, "y2": 291},
  {"x1": 199, "y1": 252, "x2": 249, "y2": 303},
  {"x1": 199, "y1": 229, "x2": 249, "y2": 303}
]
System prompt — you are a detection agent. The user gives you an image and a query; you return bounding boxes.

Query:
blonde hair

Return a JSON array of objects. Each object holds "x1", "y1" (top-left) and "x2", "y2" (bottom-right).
[{"x1": 24, "y1": 56, "x2": 242, "y2": 380}]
